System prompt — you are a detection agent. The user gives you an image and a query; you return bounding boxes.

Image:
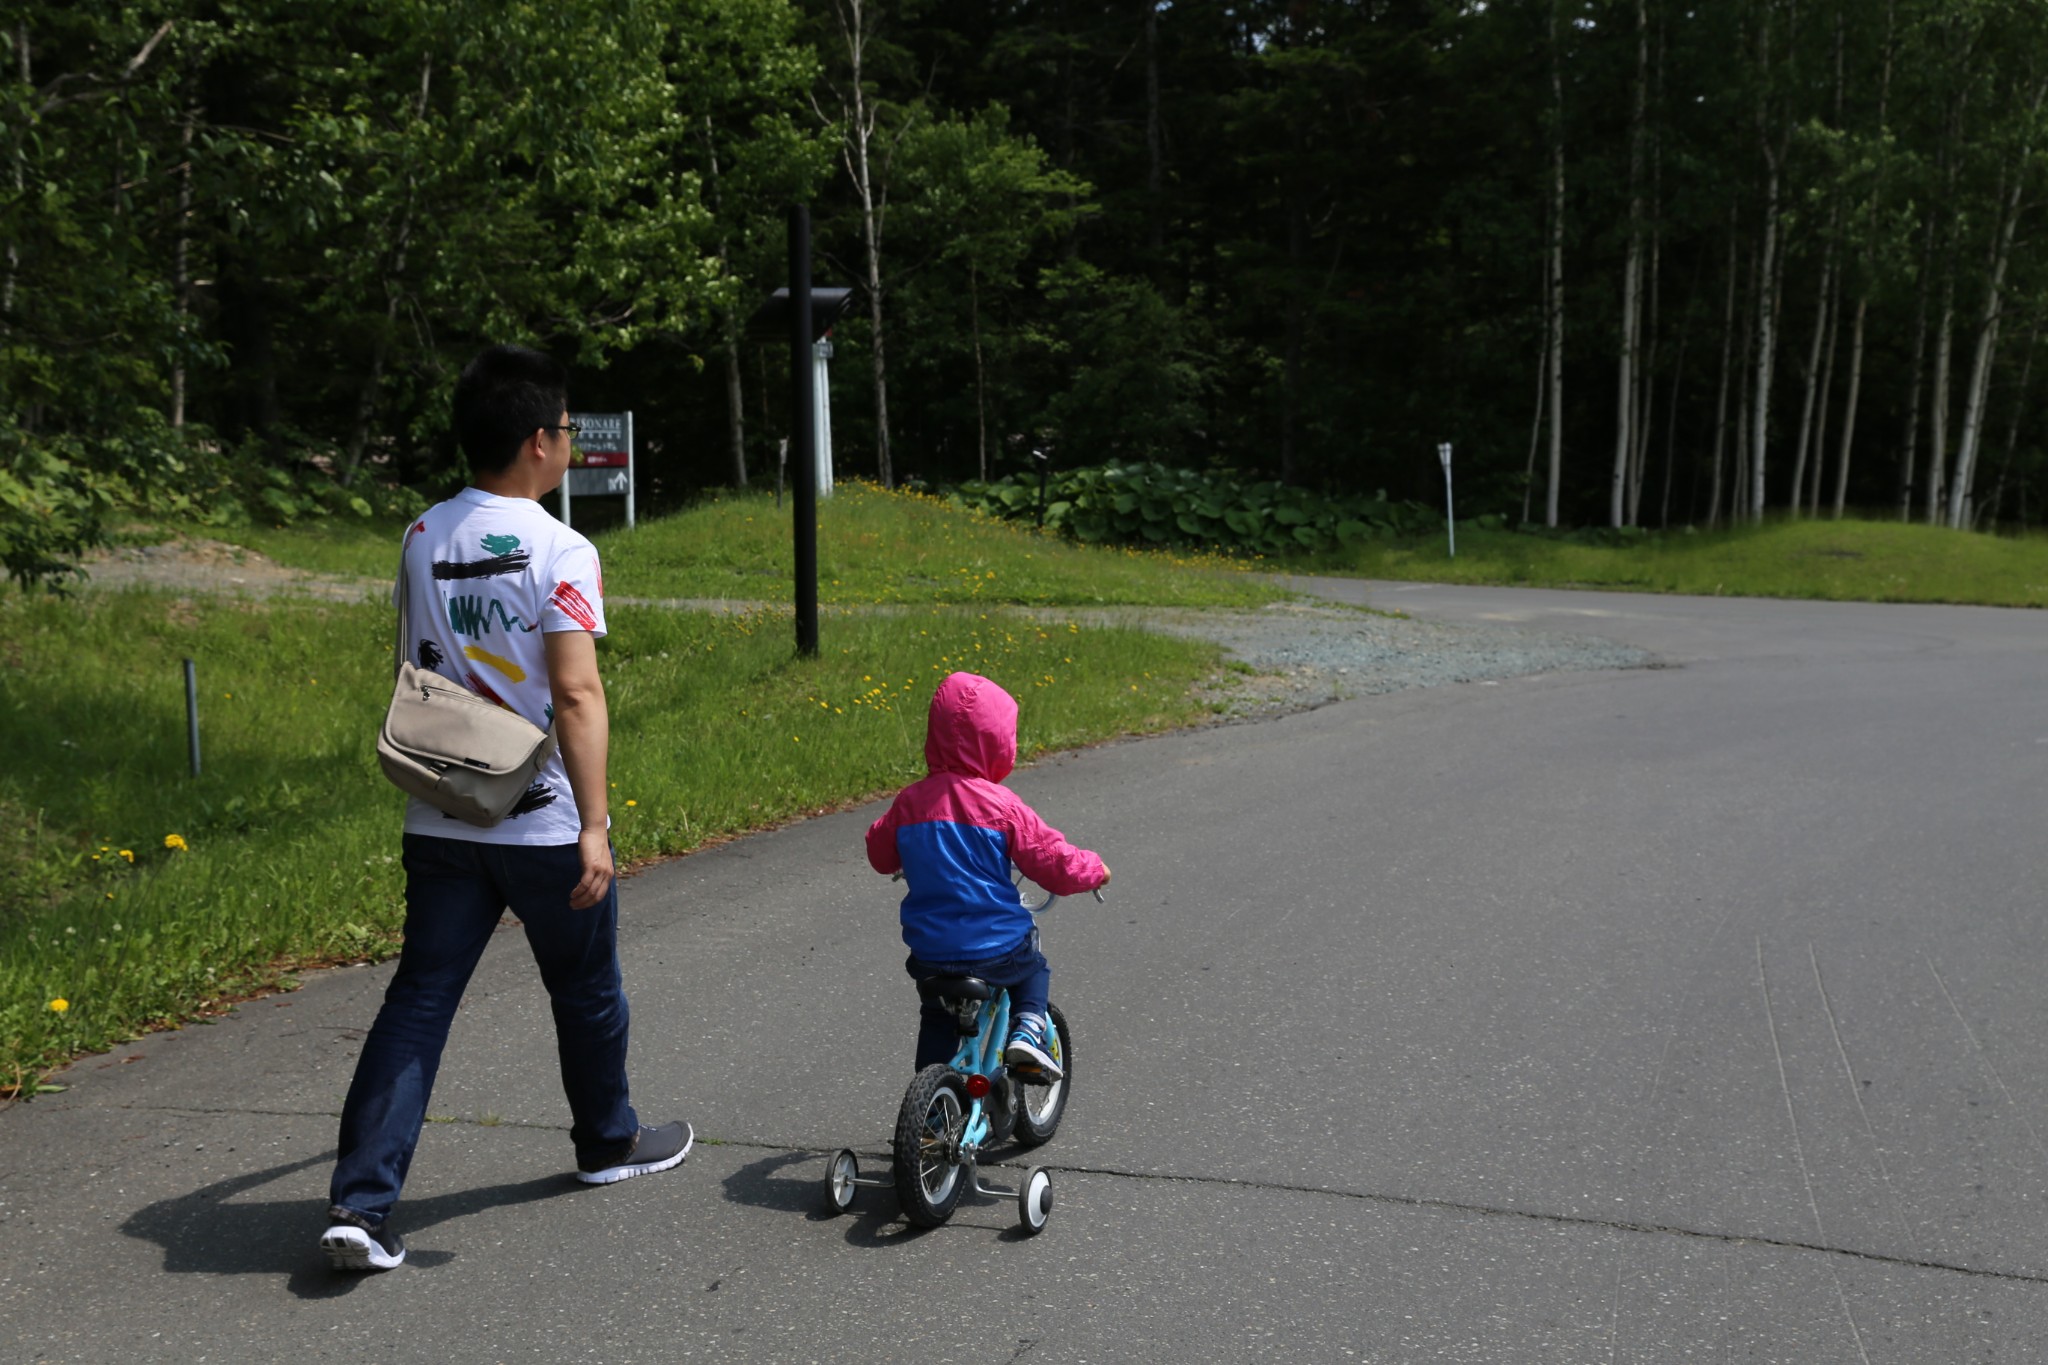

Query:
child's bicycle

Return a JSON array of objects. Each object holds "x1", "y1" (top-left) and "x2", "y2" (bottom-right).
[{"x1": 824, "y1": 881, "x2": 1100, "y2": 1235}]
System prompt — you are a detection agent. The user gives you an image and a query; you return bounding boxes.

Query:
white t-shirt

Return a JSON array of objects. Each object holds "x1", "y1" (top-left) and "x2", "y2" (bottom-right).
[{"x1": 396, "y1": 487, "x2": 608, "y2": 846}]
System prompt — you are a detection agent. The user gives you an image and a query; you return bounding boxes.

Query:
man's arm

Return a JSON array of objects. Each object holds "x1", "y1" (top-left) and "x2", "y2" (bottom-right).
[{"x1": 543, "y1": 628, "x2": 612, "y2": 910}]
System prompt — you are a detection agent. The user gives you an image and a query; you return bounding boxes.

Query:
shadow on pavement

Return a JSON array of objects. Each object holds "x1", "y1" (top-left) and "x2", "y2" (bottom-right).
[
  {"x1": 120, "y1": 1152, "x2": 583, "y2": 1297},
  {"x1": 720, "y1": 1148, "x2": 929, "y2": 1246}
]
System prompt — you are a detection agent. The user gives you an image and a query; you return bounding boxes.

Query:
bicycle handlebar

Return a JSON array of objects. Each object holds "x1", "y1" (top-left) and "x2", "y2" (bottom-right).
[{"x1": 890, "y1": 870, "x2": 1107, "y2": 913}]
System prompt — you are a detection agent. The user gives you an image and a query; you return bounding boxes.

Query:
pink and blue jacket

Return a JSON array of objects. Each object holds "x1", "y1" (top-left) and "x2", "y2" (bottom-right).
[{"x1": 866, "y1": 672, "x2": 1107, "y2": 961}]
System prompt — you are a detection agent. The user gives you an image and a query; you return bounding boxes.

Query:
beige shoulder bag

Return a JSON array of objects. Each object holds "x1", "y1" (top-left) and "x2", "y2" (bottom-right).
[{"x1": 375, "y1": 532, "x2": 558, "y2": 826}]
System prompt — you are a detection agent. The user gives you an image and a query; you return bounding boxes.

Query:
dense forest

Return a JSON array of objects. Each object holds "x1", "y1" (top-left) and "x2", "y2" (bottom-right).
[{"x1": 6, "y1": 1, "x2": 2048, "y2": 584}]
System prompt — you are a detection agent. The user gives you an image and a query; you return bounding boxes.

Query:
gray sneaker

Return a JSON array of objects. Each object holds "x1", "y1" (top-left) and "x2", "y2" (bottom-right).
[
  {"x1": 320, "y1": 1206, "x2": 406, "y2": 1271},
  {"x1": 576, "y1": 1120, "x2": 693, "y2": 1185}
]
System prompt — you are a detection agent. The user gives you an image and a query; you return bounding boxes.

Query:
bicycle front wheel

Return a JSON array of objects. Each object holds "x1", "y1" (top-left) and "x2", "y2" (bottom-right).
[
  {"x1": 1012, "y1": 1003, "x2": 1071, "y2": 1146},
  {"x1": 893, "y1": 1064, "x2": 969, "y2": 1228}
]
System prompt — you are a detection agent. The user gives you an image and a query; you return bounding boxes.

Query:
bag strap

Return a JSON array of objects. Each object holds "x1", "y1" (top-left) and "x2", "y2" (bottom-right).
[{"x1": 393, "y1": 527, "x2": 412, "y2": 679}]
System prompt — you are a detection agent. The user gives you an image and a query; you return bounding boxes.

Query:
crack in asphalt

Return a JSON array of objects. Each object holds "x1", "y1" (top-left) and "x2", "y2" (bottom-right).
[{"x1": 98, "y1": 1102, "x2": 2048, "y2": 1287}]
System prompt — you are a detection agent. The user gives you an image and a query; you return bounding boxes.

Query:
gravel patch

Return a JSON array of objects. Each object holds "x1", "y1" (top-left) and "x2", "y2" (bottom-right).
[
  {"x1": 79, "y1": 539, "x2": 382, "y2": 601},
  {"x1": 1064, "y1": 601, "x2": 1652, "y2": 718}
]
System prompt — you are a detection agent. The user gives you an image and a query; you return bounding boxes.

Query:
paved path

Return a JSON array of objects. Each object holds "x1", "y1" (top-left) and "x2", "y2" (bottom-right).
[{"x1": 5, "y1": 581, "x2": 2047, "y2": 1362}]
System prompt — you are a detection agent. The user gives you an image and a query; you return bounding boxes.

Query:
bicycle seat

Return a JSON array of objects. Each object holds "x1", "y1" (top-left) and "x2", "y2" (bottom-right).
[{"x1": 916, "y1": 975, "x2": 994, "y2": 1003}]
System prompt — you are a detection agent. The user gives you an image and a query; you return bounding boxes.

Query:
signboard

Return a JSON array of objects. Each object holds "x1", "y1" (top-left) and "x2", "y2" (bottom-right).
[{"x1": 561, "y1": 411, "x2": 634, "y2": 529}]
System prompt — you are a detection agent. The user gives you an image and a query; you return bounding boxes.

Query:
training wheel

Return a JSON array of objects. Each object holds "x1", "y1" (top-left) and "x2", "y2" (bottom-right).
[
  {"x1": 1017, "y1": 1166, "x2": 1053, "y2": 1235},
  {"x1": 826, "y1": 1148, "x2": 861, "y2": 1215}
]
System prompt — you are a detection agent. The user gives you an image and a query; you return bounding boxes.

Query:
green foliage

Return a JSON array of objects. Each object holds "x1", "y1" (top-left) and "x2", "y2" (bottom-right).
[
  {"x1": 951, "y1": 461, "x2": 1440, "y2": 556},
  {"x1": 1314, "y1": 515, "x2": 2048, "y2": 608}
]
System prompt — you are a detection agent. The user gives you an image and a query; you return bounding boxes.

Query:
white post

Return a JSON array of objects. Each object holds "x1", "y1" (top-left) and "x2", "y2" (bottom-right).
[
  {"x1": 813, "y1": 338, "x2": 834, "y2": 498},
  {"x1": 1438, "y1": 441, "x2": 1455, "y2": 558},
  {"x1": 560, "y1": 464, "x2": 573, "y2": 529},
  {"x1": 624, "y1": 410, "x2": 636, "y2": 529}
]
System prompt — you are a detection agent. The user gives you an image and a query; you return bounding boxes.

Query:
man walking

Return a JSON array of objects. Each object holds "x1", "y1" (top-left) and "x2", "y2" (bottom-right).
[{"x1": 321, "y1": 345, "x2": 687, "y2": 1272}]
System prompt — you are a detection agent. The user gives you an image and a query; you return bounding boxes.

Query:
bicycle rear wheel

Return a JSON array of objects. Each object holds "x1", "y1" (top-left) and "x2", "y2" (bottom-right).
[
  {"x1": 1011, "y1": 1003, "x2": 1071, "y2": 1146},
  {"x1": 893, "y1": 1064, "x2": 969, "y2": 1228}
]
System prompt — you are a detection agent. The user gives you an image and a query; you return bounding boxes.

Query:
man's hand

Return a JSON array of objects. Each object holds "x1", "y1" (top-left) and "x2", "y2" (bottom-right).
[
  {"x1": 570, "y1": 826, "x2": 615, "y2": 910},
  {"x1": 1098, "y1": 865, "x2": 1112, "y2": 888}
]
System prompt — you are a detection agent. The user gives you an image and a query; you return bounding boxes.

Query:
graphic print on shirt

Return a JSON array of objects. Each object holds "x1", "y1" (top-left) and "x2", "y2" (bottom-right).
[
  {"x1": 446, "y1": 594, "x2": 538, "y2": 637},
  {"x1": 432, "y1": 531, "x2": 530, "y2": 581},
  {"x1": 509, "y1": 782, "x2": 556, "y2": 816},
  {"x1": 465, "y1": 670, "x2": 514, "y2": 709},
  {"x1": 416, "y1": 638, "x2": 444, "y2": 670},
  {"x1": 462, "y1": 644, "x2": 526, "y2": 683},
  {"x1": 549, "y1": 580, "x2": 598, "y2": 632}
]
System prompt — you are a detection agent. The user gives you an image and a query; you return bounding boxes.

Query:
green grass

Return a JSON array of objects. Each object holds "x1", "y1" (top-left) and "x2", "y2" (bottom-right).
[
  {"x1": 595, "y1": 482, "x2": 1281, "y2": 607},
  {"x1": 0, "y1": 581, "x2": 1223, "y2": 1087},
  {"x1": 1308, "y1": 517, "x2": 2048, "y2": 608},
  {"x1": 177, "y1": 481, "x2": 1286, "y2": 609}
]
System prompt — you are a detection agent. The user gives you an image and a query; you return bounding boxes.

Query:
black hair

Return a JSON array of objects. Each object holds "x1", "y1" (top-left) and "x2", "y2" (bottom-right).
[{"x1": 452, "y1": 345, "x2": 569, "y2": 475}]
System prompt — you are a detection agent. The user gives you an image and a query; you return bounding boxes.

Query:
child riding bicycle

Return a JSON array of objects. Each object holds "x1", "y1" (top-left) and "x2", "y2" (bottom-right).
[{"x1": 865, "y1": 671, "x2": 1111, "y2": 1078}]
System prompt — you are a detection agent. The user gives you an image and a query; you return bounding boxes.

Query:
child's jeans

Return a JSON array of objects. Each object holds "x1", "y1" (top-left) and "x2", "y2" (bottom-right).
[{"x1": 904, "y1": 927, "x2": 1050, "y2": 1070}]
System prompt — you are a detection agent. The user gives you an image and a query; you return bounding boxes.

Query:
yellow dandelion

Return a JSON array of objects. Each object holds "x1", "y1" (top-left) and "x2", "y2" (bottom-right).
[
  {"x1": 164, "y1": 833, "x2": 188, "y2": 852},
  {"x1": 49, "y1": 998, "x2": 69, "y2": 1013},
  {"x1": 118, "y1": 849, "x2": 134, "y2": 863},
  {"x1": 625, "y1": 800, "x2": 637, "y2": 807}
]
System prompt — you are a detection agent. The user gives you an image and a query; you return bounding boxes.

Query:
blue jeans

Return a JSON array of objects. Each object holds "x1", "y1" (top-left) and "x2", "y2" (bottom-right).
[
  {"x1": 904, "y1": 927, "x2": 1050, "y2": 1071},
  {"x1": 329, "y1": 834, "x2": 640, "y2": 1226}
]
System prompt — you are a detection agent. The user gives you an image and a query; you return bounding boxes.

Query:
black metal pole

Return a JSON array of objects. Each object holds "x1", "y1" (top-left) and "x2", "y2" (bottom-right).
[
  {"x1": 790, "y1": 205, "x2": 818, "y2": 657},
  {"x1": 183, "y1": 658, "x2": 201, "y2": 777}
]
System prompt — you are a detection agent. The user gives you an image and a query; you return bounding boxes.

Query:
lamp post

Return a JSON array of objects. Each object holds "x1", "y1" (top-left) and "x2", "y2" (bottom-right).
[{"x1": 1438, "y1": 441, "x2": 1455, "y2": 559}]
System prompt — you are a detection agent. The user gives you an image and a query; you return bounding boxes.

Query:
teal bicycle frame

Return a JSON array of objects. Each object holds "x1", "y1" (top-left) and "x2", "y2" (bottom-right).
[{"x1": 948, "y1": 989, "x2": 1014, "y2": 1152}]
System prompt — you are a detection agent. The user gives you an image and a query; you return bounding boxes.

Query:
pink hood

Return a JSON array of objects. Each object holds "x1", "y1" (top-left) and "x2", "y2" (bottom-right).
[{"x1": 924, "y1": 672, "x2": 1017, "y2": 783}]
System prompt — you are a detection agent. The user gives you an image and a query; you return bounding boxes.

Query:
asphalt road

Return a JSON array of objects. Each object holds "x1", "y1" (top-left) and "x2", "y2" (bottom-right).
[{"x1": 5, "y1": 580, "x2": 2047, "y2": 1362}]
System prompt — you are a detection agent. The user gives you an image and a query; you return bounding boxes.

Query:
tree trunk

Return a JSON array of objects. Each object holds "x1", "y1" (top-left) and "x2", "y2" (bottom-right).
[
  {"x1": 836, "y1": 0, "x2": 894, "y2": 486},
  {"x1": 724, "y1": 320, "x2": 748, "y2": 488},
  {"x1": 1630, "y1": 218, "x2": 1659, "y2": 529},
  {"x1": 1747, "y1": 7, "x2": 1791, "y2": 525},
  {"x1": 1659, "y1": 326, "x2": 1686, "y2": 530},
  {"x1": 1926, "y1": 273, "x2": 1955, "y2": 525},
  {"x1": 1545, "y1": 0, "x2": 1566, "y2": 528},
  {"x1": 703, "y1": 117, "x2": 747, "y2": 487},
  {"x1": 342, "y1": 55, "x2": 432, "y2": 485},
  {"x1": 1608, "y1": 0, "x2": 1647, "y2": 528},
  {"x1": 1830, "y1": 296, "x2": 1867, "y2": 517},
  {"x1": 1806, "y1": 267, "x2": 1840, "y2": 516},
  {"x1": 1897, "y1": 224, "x2": 1932, "y2": 519},
  {"x1": 1948, "y1": 75, "x2": 2047, "y2": 528},
  {"x1": 6, "y1": 23, "x2": 28, "y2": 325},
  {"x1": 1983, "y1": 311, "x2": 2040, "y2": 527},
  {"x1": 1707, "y1": 223, "x2": 1739, "y2": 530},
  {"x1": 171, "y1": 107, "x2": 196, "y2": 428},
  {"x1": 1523, "y1": 234, "x2": 1550, "y2": 527},
  {"x1": 1144, "y1": 0, "x2": 1164, "y2": 257},
  {"x1": 1787, "y1": 240, "x2": 1835, "y2": 516},
  {"x1": 1280, "y1": 201, "x2": 1306, "y2": 486},
  {"x1": 1749, "y1": 174, "x2": 1781, "y2": 524},
  {"x1": 971, "y1": 264, "x2": 988, "y2": 481}
]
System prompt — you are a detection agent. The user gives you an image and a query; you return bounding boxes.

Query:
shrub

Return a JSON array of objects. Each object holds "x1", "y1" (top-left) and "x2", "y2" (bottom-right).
[{"x1": 950, "y1": 460, "x2": 1440, "y2": 556}]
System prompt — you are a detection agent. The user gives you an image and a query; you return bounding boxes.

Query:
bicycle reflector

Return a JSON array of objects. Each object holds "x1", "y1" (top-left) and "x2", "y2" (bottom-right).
[{"x1": 964, "y1": 1074, "x2": 992, "y2": 1100}]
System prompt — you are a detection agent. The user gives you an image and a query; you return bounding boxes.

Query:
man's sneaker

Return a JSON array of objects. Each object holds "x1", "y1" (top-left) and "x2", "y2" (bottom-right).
[
  {"x1": 1005, "y1": 1020, "x2": 1063, "y2": 1079},
  {"x1": 576, "y1": 1120, "x2": 693, "y2": 1185},
  {"x1": 320, "y1": 1206, "x2": 406, "y2": 1272}
]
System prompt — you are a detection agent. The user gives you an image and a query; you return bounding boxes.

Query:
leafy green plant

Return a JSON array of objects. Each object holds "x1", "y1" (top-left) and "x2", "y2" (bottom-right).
[{"x1": 951, "y1": 461, "x2": 1441, "y2": 556}]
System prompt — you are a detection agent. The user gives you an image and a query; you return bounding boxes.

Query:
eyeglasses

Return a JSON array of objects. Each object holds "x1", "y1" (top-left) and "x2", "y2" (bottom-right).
[{"x1": 541, "y1": 422, "x2": 584, "y2": 437}]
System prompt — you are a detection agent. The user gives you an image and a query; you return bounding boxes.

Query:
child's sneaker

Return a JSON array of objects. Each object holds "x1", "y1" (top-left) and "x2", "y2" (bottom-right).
[
  {"x1": 1004, "y1": 1019, "x2": 1063, "y2": 1079},
  {"x1": 320, "y1": 1206, "x2": 406, "y2": 1271}
]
